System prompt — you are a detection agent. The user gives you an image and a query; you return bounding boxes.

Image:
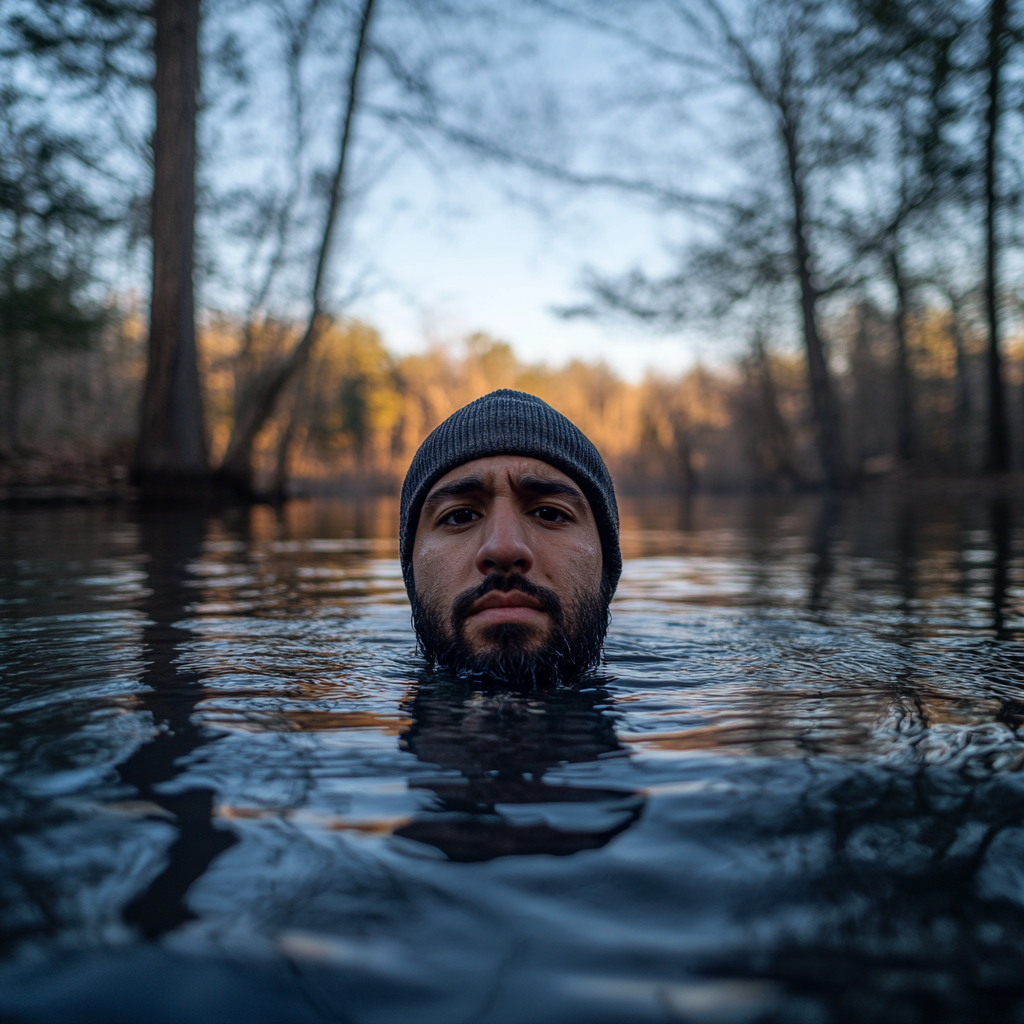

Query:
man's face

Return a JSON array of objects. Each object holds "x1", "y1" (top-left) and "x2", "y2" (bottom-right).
[{"x1": 410, "y1": 455, "x2": 607, "y2": 683}]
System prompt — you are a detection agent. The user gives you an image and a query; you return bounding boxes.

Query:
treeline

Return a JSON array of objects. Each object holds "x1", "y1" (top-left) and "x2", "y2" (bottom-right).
[
  {"x1": 8, "y1": 305, "x2": 1020, "y2": 494},
  {"x1": 199, "y1": 304, "x2": 1024, "y2": 489},
  {"x1": 2, "y1": 0, "x2": 1024, "y2": 494}
]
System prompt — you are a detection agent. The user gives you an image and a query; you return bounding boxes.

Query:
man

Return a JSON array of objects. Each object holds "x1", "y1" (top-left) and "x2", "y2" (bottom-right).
[{"x1": 400, "y1": 389, "x2": 622, "y2": 685}]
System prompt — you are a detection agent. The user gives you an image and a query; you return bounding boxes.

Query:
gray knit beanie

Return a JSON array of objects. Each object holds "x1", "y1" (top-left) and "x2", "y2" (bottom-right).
[{"x1": 400, "y1": 389, "x2": 621, "y2": 603}]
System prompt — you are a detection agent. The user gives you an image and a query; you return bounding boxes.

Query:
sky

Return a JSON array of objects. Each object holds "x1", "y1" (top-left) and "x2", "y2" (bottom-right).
[
  {"x1": 348, "y1": 168, "x2": 704, "y2": 384},
  {"x1": 201, "y1": 1, "x2": 724, "y2": 385}
]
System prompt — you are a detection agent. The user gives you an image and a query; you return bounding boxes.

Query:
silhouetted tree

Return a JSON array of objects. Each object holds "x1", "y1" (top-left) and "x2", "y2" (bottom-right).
[
  {"x1": 982, "y1": 0, "x2": 1012, "y2": 472},
  {"x1": 848, "y1": 0, "x2": 1023, "y2": 472},
  {"x1": 136, "y1": 0, "x2": 206, "y2": 486}
]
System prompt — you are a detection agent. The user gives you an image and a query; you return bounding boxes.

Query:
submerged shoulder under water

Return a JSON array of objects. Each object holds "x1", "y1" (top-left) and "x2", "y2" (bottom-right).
[{"x1": 2, "y1": 491, "x2": 1024, "y2": 1024}]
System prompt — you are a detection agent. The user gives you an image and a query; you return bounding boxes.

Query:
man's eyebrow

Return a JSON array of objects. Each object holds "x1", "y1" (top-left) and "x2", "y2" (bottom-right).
[
  {"x1": 422, "y1": 476, "x2": 486, "y2": 509},
  {"x1": 516, "y1": 476, "x2": 586, "y2": 502}
]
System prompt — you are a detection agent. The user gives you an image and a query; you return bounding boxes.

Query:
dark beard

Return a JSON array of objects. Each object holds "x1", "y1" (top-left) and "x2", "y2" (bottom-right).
[{"x1": 412, "y1": 573, "x2": 609, "y2": 687}]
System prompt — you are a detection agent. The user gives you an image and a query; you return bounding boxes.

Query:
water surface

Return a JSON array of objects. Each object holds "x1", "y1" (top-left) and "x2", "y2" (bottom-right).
[{"x1": 2, "y1": 489, "x2": 1024, "y2": 1023}]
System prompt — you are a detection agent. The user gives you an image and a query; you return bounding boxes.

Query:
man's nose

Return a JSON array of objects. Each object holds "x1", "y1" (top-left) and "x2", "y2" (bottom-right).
[{"x1": 475, "y1": 502, "x2": 534, "y2": 576}]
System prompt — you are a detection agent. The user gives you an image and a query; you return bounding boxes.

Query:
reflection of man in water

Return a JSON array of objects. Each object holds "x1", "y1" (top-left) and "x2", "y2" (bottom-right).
[
  {"x1": 400, "y1": 389, "x2": 622, "y2": 685},
  {"x1": 397, "y1": 675, "x2": 641, "y2": 860}
]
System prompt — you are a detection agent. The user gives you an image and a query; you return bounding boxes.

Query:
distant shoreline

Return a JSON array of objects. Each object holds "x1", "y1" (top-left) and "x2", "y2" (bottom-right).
[{"x1": 4, "y1": 458, "x2": 1024, "y2": 506}]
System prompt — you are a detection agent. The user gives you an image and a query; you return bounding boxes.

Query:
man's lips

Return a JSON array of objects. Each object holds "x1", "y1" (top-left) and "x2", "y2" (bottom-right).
[{"x1": 466, "y1": 591, "x2": 548, "y2": 625}]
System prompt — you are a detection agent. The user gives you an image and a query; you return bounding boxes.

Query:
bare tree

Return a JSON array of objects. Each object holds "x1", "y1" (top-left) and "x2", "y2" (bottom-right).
[
  {"x1": 849, "y1": 0, "x2": 1023, "y2": 472},
  {"x1": 216, "y1": 0, "x2": 377, "y2": 495},
  {"x1": 544, "y1": 0, "x2": 858, "y2": 487},
  {"x1": 772, "y1": 24, "x2": 850, "y2": 490}
]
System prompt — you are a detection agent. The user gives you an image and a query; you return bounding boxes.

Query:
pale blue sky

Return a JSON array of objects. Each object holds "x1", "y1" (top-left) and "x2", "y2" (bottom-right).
[
  {"x1": 198, "y1": 1, "x2": 729, "y2": 383},
  {"x1": 345, "y1": 166, "x2": 707, "y2": 382}
]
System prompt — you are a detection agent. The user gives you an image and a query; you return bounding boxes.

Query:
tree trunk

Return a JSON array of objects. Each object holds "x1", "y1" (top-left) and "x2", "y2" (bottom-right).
[
  {"x1": 947, "y1": 295, "x2": 973, "y2": 470},
  {"x1": 669, "y1": 409, "x2": 697, "y2": 493},
  {"x1": 3, "y1": 216, "x2": 21, "y2": 452},
  {"x1": 3, "y1": 332, "x2": 19, "y2": 451},
  {"x1": 269, "y1": 365, "x2": 309, "y2": 500},
  {"x1": 270, "y1": 414, "x2": 302, "y2": 500},
  {"x1": 135, "y1": 0, "x2": 207, "y2": 486},
  {"x1": 984, "y1": 0, "x2": 1009, "y2": 472},
  {"x1": 751, "y1": 331, "x2": 801, "y2": 488},
  {"x1": 851, "y1": 301, "x2": 873, "y2": 470},
  {"x1": 780, "y1": 108, "x2": 848, "y2": 489},
  {"x1": 889, "y1": 247, "x2": 914, "y2": 464},
  {"x1": 217, "y1": 0, "x2": 377, "y2": 495}
]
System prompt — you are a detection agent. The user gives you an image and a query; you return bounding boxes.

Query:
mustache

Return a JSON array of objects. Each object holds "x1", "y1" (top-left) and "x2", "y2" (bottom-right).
[{"x1": 451, "y1": 573, "x2": 564, "y2": 627}]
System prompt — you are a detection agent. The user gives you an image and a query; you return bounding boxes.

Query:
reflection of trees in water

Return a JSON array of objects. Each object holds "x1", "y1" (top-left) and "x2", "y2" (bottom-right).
[
  {"x1": 629, "y1": 494, "x2": 1024, "y2": 766},
  {"x1": 802, "y1": 492, "x2": 924, "y2": 631},
  {"x1": 895, "y1": 497, "x2": 917, "y2": 630},
  {"x1": 717, "y1": 490, "x2": 1024, "y2": 641},
  {"x1": 723, "y1": 758, "x2": 1024, "y2": 1023},
  {"x1": 808, "y1": 495, "x2": 841, "y2": 619},
  {"x1": 653, "y1": 493, "x2": 1024, "y2": 1019},
  {"x1": 115, "y1": 508, "x2": 236, "y2": 938},
  {"x1": 991, "y1": 498, "x2": 1011, "y2": 640},
  {"x1": 395, "y1": 676, "x2": 643, "y2": 861},
  {"x1": 626, "y1": 664, "x2": 1024, "y2": 772}
]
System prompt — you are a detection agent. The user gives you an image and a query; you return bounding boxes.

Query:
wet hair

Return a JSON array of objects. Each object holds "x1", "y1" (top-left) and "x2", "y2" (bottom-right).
[{"x1": 411, "y1": 572, "x2": 609, "y2": 687}]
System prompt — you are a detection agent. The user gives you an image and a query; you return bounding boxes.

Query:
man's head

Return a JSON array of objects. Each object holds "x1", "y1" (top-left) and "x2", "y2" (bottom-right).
[{"x1": 400, "y1": 390, "x2": 621, "y2": 685}]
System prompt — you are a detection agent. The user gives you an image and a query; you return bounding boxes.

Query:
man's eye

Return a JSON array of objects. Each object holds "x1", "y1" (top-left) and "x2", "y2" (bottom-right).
[
  {"x1": 443, "y1": 508, "x2": 479, "y2": 525},
  {"x1": 534, "y1": 506, "x2": 567, "y2": 522}
]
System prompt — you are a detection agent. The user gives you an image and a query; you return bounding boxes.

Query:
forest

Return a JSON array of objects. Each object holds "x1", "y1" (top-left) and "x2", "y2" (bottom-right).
[{"x1": 2, "y1": 0, "x2": 1023, "y2": 497}]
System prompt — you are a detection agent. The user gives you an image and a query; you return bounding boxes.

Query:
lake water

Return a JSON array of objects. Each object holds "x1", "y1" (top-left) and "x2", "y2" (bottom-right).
[{"x1": 2, "y1": 489, "x2": 1024, "y2": 1023}]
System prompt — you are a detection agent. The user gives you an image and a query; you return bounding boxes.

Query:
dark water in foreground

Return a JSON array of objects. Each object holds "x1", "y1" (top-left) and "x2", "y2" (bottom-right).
[{"x1": 3, "y1": 489, "x2": 1024, "y2": 1024}]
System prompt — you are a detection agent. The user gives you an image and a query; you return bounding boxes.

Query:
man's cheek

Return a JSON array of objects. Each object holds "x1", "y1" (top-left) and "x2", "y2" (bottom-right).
[
  {"x1": 424, "y1": 556, "x2": 464, "y2": 605},
  {"x1": 413, "y1": 575, "x2": 455, "y2": 643},
  {"x1": 415, "y1": 561, "x2": 450, "y2": 616}
]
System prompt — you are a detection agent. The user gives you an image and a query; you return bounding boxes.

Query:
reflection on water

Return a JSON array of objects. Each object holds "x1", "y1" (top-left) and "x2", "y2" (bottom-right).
[
  {"x1": 1, "y1": 488, "x2": 1024, "y2": 1022},
  {"x1": 396, "y1": 676, "x2": 642, "y2": 860},
  {"x1": 117, "y1": 509, "x2": 237, "y2": 939}
]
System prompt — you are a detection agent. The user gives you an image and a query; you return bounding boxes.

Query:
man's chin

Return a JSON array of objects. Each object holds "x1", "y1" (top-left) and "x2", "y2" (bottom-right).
[
  {"x1": 419, "y1": 623, "x2": 556, "y2": 686},
  {"x1": 467, "y1": 621, "x2": 550, "y2": 655},
  {"x1": 412, "y1": 588, "x2": 608, "y2": 686}
]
